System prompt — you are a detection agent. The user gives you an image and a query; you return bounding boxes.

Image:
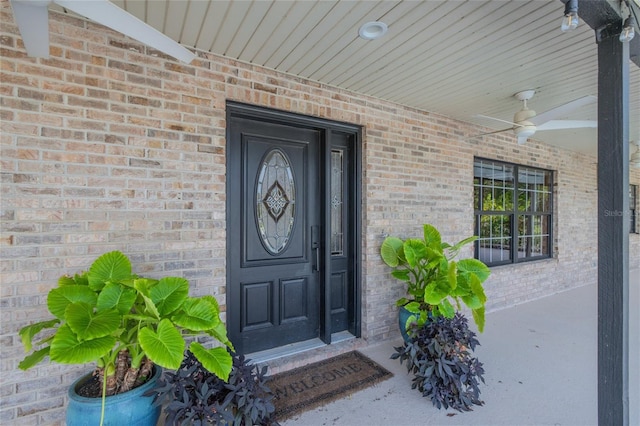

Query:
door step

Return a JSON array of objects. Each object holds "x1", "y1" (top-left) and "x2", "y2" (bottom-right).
[{"x1": 247, "y1": 332, "x2": 362, "y2": 374}]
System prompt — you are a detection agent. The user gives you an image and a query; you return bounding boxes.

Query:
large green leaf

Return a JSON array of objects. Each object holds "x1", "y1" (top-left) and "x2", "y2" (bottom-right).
[
  {"x1": 461, "y1": 293, "x2": 483, "y2": 310},
  {"x1": 391, "y1": 270, "x2": 410, "y2": 282},
  {"x1": 59, "y1": 273, "x2": 90, "y2": 287},
  {"x1": 423, "y1": 280, "x2": 448, "y2": 305},
  {"x1": 124, "y1": 314, "x2": 157, "y2": 322},
  {"x1": 65, "y1": 303, "x2": 120, "y2": 340},
  {"x1": 19, "y1": 319, "x2": 59, "y2": 352},
  {"x1": 425, "y1": 248, "x2": 443, "y2": 264},
  {"x1": 138, "y1": 319, "x2": 185, "y2": 370},
  {"x1": 190, "y1": 342, "x2": 232, "y2": 381},
  {"x1": 404, "y1": 314, "x2": 418, "y2": 332},
  {"x1": 201, "y1": 295, "x2": 220, "y2": 311},
  {"x1": 58, "y1": 275, "x2": 77, "y2": 286},
  {"x1": 423, "y1": 224, "x2": 442, "y2": 251},
  {"x1": 72, "y1": 273, "x2": 89, "y2": 287},
  {"x1": 468, "y1": 273, "x2": 487, "y2": 305},
  {"x1": 96, "y1": 283, "x2": 137, "y2": 314},
  {"x1": 208, "y1": 321, "x2": 234, "y2": 351},
  {"x1": 472, "y1": 307, "x2": 485, "y2": 333},
  {"x1": 403, "y1": 301, "x2": 422, "y2": 314},
  {"x1": 453, "y1": 273, "x2": 472, "y2": 295},
  {"x1": 150, "y1": 277, "x2": 189, "y2": 316},
  {"x1": 438, "y1": 298, "x2": 455, "y2": 318},
  {"x1": 450, "y1": 235, "x2": 477, "y2": 252},
  {"x1": 88, "y1": 251, "x2": 132, "y2": 291},
  {"x1": 444, "y1": 235, "x2": 477, "y2": 259},
  {"x1": 50, "y1": 324, "x2": 115, "y2": 364},
  {"x1": 403, "y1": 239, "x2": 427, "y2": 268},
  {"x1": 457, "y1": 259, "x2": 491, "y2": 283},
  {"x1": 395, "y1": 297, "x2": 410, "y2": 307},
  {"x1": 172, "y1": 298, "x2": 219, "y2": 331},
  {"x1": 118, "y1": 277, "x2": 138, "y2": 289},
  {"x1": 200, "y1": 296, "x2": 227, "y2": 343},
  {"x1": 447, "y1": 260, "x2": 457, "y2": 290},
  {"x1": 19, "y1": 347, "x2": 50, "y2": 370},
  {"x1": 47, "y1": 286, "x2": 97, "y2": 320},
  {"x1": 134, "y1": 278, "x2": 160, "y2": 319},
  {"x1": 380, "y1": 237, "x2": 404, "y2": 267}
]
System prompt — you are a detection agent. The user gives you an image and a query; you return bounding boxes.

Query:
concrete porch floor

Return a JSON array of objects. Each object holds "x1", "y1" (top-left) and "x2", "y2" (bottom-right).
[{"x1": 281, "y1": 270, "x2": 639, "y2": 426}]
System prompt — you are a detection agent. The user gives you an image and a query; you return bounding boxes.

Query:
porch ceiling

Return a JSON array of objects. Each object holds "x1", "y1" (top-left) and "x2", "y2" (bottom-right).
[{"x1": 64, "y1": 0, "x2": 640, "y2": 155}]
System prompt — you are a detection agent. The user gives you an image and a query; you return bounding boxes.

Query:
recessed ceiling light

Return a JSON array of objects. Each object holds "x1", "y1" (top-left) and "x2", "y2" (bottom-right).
[{"x1": 358, "y1": 21, "x2": 388, "y2": 40}]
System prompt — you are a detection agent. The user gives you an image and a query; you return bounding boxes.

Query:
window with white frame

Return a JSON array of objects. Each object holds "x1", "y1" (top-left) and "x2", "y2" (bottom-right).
[{"x1": 473, "y1": 158, "x2": 553, "y2": 266}]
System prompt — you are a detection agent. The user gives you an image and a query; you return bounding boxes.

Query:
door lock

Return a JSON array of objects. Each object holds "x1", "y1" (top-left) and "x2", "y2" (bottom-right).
[{"x1": 312, "y1": 225, "x2": 320, "y2": 272}]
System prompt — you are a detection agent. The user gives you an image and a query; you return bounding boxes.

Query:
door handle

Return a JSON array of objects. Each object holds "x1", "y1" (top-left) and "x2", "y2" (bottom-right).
[{"x1": 312, "y1": 225, "x2": 320, "y2": 272}]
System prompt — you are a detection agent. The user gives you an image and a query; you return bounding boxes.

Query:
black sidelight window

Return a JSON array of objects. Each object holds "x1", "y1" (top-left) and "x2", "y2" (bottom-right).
[{"x1": 473, "y1": 158, "x2": 553, "y2": 266}]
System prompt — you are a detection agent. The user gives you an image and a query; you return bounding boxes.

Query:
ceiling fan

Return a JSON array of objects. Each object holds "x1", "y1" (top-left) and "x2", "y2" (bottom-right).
[
  {"x1": 9, "y1": 0, "x2": 196, "y2": 63},
  {"x1": 475, "y1": 90, "x2": 597, "y2": 145}
]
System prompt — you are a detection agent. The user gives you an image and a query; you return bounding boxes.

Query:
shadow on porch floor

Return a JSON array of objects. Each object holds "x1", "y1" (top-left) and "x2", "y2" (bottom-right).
[{"x1": 282, "y1": 270, "x2": 639, "y2": 426}]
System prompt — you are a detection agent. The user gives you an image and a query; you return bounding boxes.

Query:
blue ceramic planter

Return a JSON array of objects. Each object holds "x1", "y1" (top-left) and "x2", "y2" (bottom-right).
[
  {"x1": 398, "y1": 305, "x2": 413, "y2": 343},
  {"x1": 67, "y1": 366, "x2": 162, "y2": 426},
  {"x1": 399, "y1": 306, "x2": 434, "y2": 343}
]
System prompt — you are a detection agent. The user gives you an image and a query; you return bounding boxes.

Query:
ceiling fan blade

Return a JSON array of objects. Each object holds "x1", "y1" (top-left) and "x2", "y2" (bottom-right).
[
  {"x1": 536, "y1": 120, "x2": 597, "y2": 131},
  {"x1": 469, "y1": 128, "x2": 512, "y2": 138},
  {"x1": 474, "y1": 114, "x2": 520, "y2": 127},
  {"x1": 530, "y1": 95, "x2": 597, "y2": 126},
  {"x1": 54, "y1": 0, "x2": 196, "y2": 63},
  {"x1": 10, "y1": 0, "x2": 51, "y2": 58}
]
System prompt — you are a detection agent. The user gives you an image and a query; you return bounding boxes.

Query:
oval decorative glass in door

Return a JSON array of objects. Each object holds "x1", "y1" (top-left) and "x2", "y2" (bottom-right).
[{"x1": 256, "y1": 148, "x2": 296, "y2": 254}]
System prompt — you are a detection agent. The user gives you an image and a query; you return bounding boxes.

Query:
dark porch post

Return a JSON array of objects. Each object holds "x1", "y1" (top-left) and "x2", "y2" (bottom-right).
[{"x1": 596, "y1": 26, "x2": 630, "y2": 426}]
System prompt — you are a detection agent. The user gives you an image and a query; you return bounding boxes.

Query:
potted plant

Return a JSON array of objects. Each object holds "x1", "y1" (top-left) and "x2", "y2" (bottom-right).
[
  {"x1": 17, "y1": 250, "x2": 234, "y2": 425},
  {"x1": 380, "y1": 224, "x2": 490, "y2": 340},
  {"x1": 147, "y1": 351, "x2": 276, "y2": 425},
  {"x1": 392, "y1": 312, "x2": 485, "y2": 411}
]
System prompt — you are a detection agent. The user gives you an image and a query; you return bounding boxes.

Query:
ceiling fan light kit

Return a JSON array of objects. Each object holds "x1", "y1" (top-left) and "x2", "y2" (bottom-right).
[
  {"x1": 9, "y1": 0, "x2": 196, "y2": 63},
  {"x1": 514, "y1": 125, "x2": 536, "y2": 145}
]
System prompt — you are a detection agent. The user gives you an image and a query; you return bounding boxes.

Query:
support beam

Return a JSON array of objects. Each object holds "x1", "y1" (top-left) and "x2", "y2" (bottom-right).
[
  {"x1": 564, "y1": 0, "x2": 635, "y2": 422},
  {"x1": 596, "y1": 27, "x2": 630, "y2": 426}
]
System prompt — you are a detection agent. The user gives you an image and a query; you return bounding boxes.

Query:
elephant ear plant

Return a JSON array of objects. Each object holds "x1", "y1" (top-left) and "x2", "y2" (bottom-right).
[
  {"x1": 18, "y1": 251, "x2": 233, "y2": 405},
  {"x1": 380, "y1": 224, "x2": 491, "y2": 333}
]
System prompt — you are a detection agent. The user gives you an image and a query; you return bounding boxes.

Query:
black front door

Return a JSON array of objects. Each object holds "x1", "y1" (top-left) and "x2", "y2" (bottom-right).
[{"x1": 227, "y1": 103, "x2": 360, "y2": 355}]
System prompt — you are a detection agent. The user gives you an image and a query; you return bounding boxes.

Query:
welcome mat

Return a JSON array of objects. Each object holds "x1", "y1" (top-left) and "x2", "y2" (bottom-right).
[{"x1": 268, "y1": 351, "x2": 393, "y2": 421}]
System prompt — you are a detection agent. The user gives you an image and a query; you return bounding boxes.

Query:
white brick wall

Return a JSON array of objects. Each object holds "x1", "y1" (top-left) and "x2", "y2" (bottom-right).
[{"x1": 1, "y1": 4, "x2": 639, "y2": 424}]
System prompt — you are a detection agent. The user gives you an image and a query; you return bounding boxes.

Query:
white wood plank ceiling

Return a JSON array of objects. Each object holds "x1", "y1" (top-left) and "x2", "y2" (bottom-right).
[{"x1": 108, "y1": 1, "x2": 640, "y2": 155}]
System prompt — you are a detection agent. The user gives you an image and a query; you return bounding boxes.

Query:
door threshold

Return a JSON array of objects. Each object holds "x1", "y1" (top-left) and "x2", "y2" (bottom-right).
[{"x1": 247, "y1": 331, "x2": 356, "y2": 364}]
